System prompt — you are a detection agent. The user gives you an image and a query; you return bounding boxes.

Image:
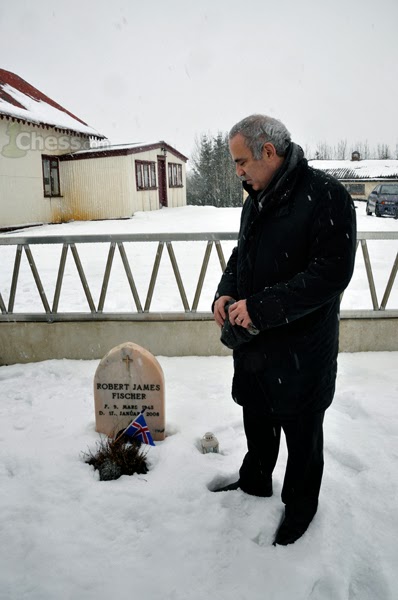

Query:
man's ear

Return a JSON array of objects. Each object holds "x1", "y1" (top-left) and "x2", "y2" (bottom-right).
[{"x1": 262, "y1": 142, "x2": 277, "y2": 159}]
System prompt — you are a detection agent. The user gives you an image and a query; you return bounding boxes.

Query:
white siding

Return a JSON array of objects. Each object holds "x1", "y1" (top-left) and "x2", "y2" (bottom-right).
[
  {"x1": 128, "y1": 149, "x2": 187, "y2": 211},
  {"x1": 61, "y1": 155, "x2": 133, "y2": 221},
  {"x1": 60, "y1": 147, "x2": 187, "y2": 222},
  {"x1": 167, "y1": 160, "x2": 186, "y2": 208},
  {"x1": 128, "y1": 149, "x2": 160, "y2": 212},
  {"x1": 1, "y1": 126, "x2": 188, "y2": 228},
  {"x1": 0, "y1": 118, "x2": 90, "y2": 227}
]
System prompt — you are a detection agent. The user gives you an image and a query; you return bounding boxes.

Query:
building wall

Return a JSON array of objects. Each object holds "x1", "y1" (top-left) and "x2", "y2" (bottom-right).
[
  {"x1": 342, "y1": 179, "x2": 398, "y2": 200},
  {"x1": 60, "y1": 148, "x2": 188, "y2": 221},
  {"x1": 127, "y1": 149, "x2": 187, "y2": 210},
  {"x1": 128, "y1": 149, "x2": 163, "y2": 212},
  {"x1": 1, "y1": 121, "x2": 188, "y2": 228},
  {"x1": 0, "y1": 118, "x2": 90, "y2": 227},
  {"x1": 167, "y1": 163, "x2": 186, "y2": 208},
  {"x1": 60, "y1": 155, "x2": 134, "y2": 221}
]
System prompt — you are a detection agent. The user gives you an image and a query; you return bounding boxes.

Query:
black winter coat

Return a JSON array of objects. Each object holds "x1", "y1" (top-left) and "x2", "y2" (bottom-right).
[{"x1": 215, "y1": 144, "x2": 357, "y2": 416}]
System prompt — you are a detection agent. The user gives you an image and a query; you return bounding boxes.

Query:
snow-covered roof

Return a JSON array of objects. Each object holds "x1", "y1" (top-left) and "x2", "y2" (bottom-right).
[
  {"x1": 60, "y1": 141, "x2": 188, "y2": 162},
  {"x1": 309, "y1": 159, "x2": 398, "y2": 180},
  {"x1": 0, "y1": 69, "x2": 105, "y2": 139},
  {"x1": 73, "y1": 142, "x2": 145, "y2": 155}
]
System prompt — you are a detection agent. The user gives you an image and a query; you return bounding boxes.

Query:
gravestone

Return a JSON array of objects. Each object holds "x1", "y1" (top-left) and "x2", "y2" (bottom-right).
[{"x1": 94, "y1": 342, "x2": 165, "y2": 441}]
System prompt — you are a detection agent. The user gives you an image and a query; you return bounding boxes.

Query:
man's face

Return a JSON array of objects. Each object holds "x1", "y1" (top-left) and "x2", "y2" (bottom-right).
[{"x1": 229, "y1": 133, "x2": 275, "y2": 191}]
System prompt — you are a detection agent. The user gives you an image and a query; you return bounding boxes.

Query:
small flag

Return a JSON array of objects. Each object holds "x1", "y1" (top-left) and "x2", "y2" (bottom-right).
[{"x1": 123, "y1": 410, "x2": 155, "y2": 446}]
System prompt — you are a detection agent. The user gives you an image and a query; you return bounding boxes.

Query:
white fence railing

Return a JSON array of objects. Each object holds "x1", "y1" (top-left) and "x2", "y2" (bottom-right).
[{"x1": 0, "y1": 231, "x2": 397, "y2": 322}]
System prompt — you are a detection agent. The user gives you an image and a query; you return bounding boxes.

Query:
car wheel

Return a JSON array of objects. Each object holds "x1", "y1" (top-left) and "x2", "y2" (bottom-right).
[
  {"x1": 366, "y1": 205, "x2": 372, "y2": 216},
  {"x1": 375, "y1": 205, "x2": 381, "y2": 217}
]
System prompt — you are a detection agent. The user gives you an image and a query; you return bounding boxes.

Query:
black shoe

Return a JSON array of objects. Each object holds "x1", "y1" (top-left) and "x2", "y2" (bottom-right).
[
  {"x1": 213, "y1": 480, "x2": 241, "y2": 493},
  {"x1": 273, "y1": 507, "x2": 316, "y2": 546},
  {"x1": 212, "y1": 479, "x2": 272, "y2": 498}
]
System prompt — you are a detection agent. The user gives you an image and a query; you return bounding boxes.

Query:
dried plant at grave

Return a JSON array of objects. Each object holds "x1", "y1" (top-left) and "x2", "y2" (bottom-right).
[{"x1": 83, "y1": 435, "x2": 149, "y2": 481}]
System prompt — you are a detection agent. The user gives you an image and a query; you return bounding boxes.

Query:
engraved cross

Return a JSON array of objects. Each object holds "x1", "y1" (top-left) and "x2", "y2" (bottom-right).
[{"x1": 122, "y1": 355, "x2": 133, "y2": 370}]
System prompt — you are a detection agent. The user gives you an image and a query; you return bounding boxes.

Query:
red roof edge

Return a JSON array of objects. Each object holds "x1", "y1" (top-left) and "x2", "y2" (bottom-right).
[
  {"x1": 60, "y1": 141, "x2": 188, "y2": 162},
  {"x1": 0, "y1": 68, "x2": 105, "y2": 138}
]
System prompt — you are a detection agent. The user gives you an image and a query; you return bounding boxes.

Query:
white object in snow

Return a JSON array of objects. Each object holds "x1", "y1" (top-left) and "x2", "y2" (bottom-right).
[{"x1": 201, "y1": 432, "x2": 219, "y2": 453}]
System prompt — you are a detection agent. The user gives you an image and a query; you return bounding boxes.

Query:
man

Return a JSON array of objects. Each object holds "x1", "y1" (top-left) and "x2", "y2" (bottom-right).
[{"x1": 212, "y1": 114, "x2": 357, "y2": 546}]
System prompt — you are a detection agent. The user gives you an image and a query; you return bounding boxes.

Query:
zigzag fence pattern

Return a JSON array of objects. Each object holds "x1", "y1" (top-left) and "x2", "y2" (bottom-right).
[{"x1": 0, "y1": 231, "x2": 397, "y2": 322}]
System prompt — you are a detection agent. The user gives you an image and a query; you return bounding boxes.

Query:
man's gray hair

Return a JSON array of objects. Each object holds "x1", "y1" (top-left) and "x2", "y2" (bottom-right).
[{"x1": 229, "y1": 114, "x2": 291, "y2": 159}]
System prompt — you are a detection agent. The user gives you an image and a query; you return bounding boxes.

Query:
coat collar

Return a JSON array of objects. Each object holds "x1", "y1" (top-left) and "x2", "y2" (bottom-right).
[{"x1": 243, "y1": 143, "x2": 306, "y2": 218}]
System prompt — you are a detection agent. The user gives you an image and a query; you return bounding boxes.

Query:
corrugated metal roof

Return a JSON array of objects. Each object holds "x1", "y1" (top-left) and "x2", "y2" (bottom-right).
[
  {"x1": 309, "y1": 159, "x2": 398, "y2": 180},
  {"x1": 0, "y1": 69, "x2": 105, "y2": 138}
]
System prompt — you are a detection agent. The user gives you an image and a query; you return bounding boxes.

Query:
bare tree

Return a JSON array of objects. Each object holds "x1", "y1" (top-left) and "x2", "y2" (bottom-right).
[
  {"x1": 376, "y1": 144, "x2": 392, "y2": 159},
  {"x1": 303, "y1": 144, "x2": 313, "y2": 159},
  {"x1": 314, "y1": 141, "x2": 333, "y2": 160},
  {"x1": 335, "y1": 139, "x2": 348, "y2": 159}
]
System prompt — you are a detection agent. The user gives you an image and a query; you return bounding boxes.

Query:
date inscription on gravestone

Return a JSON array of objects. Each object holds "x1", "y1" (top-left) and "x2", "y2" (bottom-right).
[{"x1": 94, "y1": 342, "x2": 165, "y2": 441}]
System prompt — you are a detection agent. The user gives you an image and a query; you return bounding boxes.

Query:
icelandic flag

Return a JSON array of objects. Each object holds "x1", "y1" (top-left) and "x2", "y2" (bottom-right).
[{"x1": 123, "y1": 410, "x2": 155, "y2": 446}]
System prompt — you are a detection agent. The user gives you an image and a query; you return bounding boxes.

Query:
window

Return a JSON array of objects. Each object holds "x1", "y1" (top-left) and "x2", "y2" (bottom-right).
[
  {"x1": 344, "y1": 183, "x2": 365, "y2": 195},
  {"x1": 42, "y1": 156, "x2": 60, "y2": 197},
  {"x1": 168, "y1": 163, "x2": 183, "y2": 187},
  {"x1": 135, "y1": 161, "x2": 157, "y2": 190},
  {"x1": 380, "y1": 184, "x2": 398, "y2": 195}
]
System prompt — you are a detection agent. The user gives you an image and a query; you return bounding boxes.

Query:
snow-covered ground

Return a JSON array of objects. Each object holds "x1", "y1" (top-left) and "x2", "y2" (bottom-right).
[
  {"x1": 0, "y1": 352, "x2": 397, "y2": 600},
  {"x1": 0, "y1": 202, "x2": 397, "y2": 313},
  {"x1": 0, "y1": 204, "x2": 397, "y2": 598}
]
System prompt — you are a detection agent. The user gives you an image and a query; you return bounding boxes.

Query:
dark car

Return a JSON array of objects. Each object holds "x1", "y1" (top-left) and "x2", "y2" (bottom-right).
[{"x1": 366, "y1": 184, "x2": 398, "y2": 218}]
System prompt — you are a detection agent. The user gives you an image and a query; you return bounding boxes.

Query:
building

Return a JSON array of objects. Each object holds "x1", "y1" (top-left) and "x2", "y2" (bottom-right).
[
  {"x1": 0, "y1": 68, "x2": 105, "y2": 228},
  {"x1": 58, "y1": 141, "x2": 187, "y2": 222},
  {"x1": 0, "y1": 69, "x2": 187, "y2": 229},
  {"x1": 309, "y1": 153, "x2": 398, "y2": 200}
]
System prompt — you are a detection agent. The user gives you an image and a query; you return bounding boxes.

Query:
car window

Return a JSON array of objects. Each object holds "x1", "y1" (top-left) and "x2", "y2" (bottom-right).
[{"x1": 380, "y1": 184, "x2": 398, "y2": 194}]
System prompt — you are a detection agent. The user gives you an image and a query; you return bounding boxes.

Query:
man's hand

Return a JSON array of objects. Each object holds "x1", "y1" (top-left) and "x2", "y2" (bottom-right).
[
  {"x1": 228, "y1": 299, "x2": 252, "y2": 329},
  {"x1": 214, "y1": 297, "x2": 253, "y2": 329},
  {"x1": 214, "y1": 295, "x2": 235, "y2": 327}
]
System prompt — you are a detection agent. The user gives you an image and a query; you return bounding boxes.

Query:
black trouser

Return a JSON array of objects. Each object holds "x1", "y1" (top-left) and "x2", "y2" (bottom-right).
[{"x1": 239, "y1": 407, "x2": 325, "y2": 515}]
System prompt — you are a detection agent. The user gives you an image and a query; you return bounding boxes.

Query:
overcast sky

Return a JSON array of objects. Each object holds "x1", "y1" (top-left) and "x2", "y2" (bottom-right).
[{"x1": 1, "y1": 0, "x2": 397, "y2": 160}]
